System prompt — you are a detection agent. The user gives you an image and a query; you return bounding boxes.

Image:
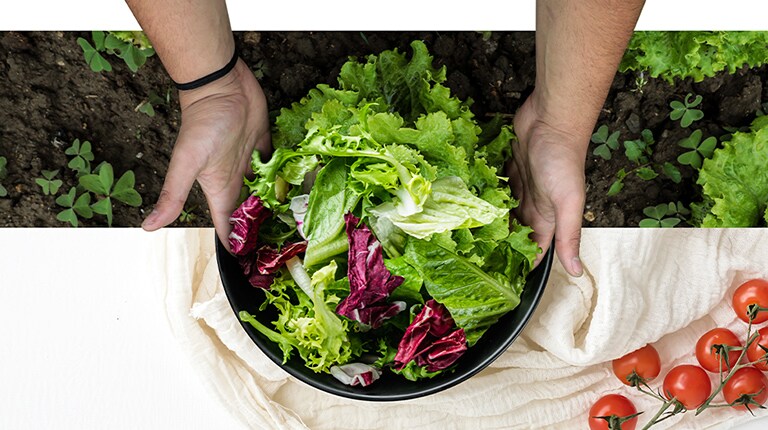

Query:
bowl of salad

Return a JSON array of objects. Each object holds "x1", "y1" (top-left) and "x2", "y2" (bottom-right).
[{"x1": 217, "y1": 40, "x2": 554, "y2": 400}]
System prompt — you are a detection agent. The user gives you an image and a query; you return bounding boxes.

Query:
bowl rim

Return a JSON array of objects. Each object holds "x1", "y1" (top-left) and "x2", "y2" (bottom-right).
[{"x1": 217, "y1": 237, "x2": 554, "y2": 401}]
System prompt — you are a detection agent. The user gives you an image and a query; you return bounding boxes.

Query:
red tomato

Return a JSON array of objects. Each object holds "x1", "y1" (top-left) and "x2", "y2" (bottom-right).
[
  {"x1": 612, "y1": 344, "x2": 661, "y2": 386},
  {"x1": 588, "y1": 394, "x2": 638, "y2": 430},
  {"x1": 723, "y1": 367, "x2": 768, "y2": 411},
  {"x1": 733, "y1": 279, "x2": 768, "y2": 324},
  {"x1": 663, "y1": 364, "x2": 712, "y2": 410},
  {"x1": 695, "y1": 328, "x2": 742, "y2": 373},
  {"x1": 747, "y1": 326, "x2": 768, "y2": 371}
]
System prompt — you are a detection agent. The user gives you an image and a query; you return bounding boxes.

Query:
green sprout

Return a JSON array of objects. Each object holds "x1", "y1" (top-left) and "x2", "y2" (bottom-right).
[
  {"x1": 135, "y1": 90, "x2": 168, "y2": 117},
  {"x1": 79, "y1": 163, "x2": 142, "y2": 226},
  {"x1": 77, "y1": 31, "x2": 155, "y2": 74},
  {"x1": 55, "y1": 187, "x2": 93, "y2": 227},
  {"x1": 65, "y1": 139, "x2": 95, "y2": 175},
  {"x1": 623, "y1": 128, "x2": 655, "y2": 165},
  {"x1": 639, "y1": 202, "x2": 689, "y2": 228},
  {"x1": 670, "y1": 93, "x2": 704, "y2": 128},
  {"x1": 677, "y1": 129, "x2": 717, "y2": 169},
  {"x1": 77, "y1": 31, "x2": 112, "y2": 72},
  {"x1": 591, "y1": 125, "x2": 621, "y2": 160},
  {"x1": 35, "y1": 170, "x2": 63, "y2": 195},
  {"x1": 179, "y1": 206, "x2": 198, "y2": 224}
]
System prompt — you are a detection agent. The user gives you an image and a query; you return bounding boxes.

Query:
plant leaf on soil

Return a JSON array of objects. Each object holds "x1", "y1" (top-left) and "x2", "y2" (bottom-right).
[{"x1": 662, "y1": 162, "x2": 682, "y2": 183}]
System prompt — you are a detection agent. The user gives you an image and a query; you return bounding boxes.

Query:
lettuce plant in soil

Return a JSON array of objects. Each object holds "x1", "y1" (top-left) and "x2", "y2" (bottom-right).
[
  {"x1": 691, "y1": 115, "x2": 768, "y2": 227},
  {"x1": 232, "y1": 41, "x2": 539, "y2": 385}
]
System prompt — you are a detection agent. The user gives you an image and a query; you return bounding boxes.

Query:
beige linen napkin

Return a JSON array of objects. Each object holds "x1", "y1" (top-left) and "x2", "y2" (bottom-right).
[{"x1": 155, "y1": 228, "x2": 768, "y2": 429}]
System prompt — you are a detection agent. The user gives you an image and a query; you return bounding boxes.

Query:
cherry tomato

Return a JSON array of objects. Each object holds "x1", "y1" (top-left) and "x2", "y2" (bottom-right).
[
  {"x1": 663, "y1": 364, "x2": 712, "y2": 410},
  {"x1": 695, "y1": 328, "x2": 742, "y2": 373},
  {"x1": 612, "y1": 344, "x2": 661, "y2": 386},
  {"x1": 733, "y1": 279, "x2": 768, "y2": 324},
  {"x1": 723, "y1": 367, "x2": 768, "y2": 411},
  {"x1": 588, "y1": 394, "x2": 638, "y2": 430},
  {"x1": 747, "y1": 326, "x2": 768, "y2": 371}
]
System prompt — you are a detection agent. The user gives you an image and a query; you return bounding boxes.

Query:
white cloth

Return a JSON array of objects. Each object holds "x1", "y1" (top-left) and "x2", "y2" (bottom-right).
[{"x1": 155, "y1": 228, "x2": 768, "y2": 429}]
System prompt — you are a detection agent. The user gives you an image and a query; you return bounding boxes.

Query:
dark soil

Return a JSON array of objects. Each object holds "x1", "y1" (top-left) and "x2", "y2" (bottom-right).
[{"x1": 0, "y1": 31, "x2": 765, "y2": 227}]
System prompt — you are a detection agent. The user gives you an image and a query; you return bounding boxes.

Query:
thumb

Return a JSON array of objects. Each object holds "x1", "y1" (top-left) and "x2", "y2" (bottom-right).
[
  {"x1": 553, "y1": 192, "x2": 585, "y2": 277},
  {"x1": 142, "y1": 149, "x2": 198, "y2": 231}
]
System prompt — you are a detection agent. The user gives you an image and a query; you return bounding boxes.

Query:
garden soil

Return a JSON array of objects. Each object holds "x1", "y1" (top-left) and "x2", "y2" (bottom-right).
[{"x1": 1, "y1": 31, "x2": 766, "y2": 227}]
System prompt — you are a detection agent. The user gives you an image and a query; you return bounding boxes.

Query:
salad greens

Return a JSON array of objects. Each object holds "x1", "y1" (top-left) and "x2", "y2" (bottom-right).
[
  {"x1": 620, "y1": 31, "x2": 768, "y2": 83},
  {"x1": 691, "y1": 115, "x2": 768, "y2": 227},
  {"x1": 233, "y1": 41, "x2": 539, "y2": 385}
]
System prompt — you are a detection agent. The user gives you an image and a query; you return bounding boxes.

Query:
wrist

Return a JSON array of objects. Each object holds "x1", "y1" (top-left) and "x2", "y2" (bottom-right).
[{"x1": 178, "y1": 59, "x2": 252, "y2": 109}]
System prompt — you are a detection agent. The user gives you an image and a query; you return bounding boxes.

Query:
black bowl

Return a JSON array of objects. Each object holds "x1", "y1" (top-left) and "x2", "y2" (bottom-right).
[{"x1": 217, "y1": 237, "x2": 553, "y2": 401}]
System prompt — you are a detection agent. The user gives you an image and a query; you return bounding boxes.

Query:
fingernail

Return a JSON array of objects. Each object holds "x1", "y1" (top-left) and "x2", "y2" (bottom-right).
[
  {"x1": 571, "y1": 257, "x2": 583, "y2": 277},
  {"x1": 142, "y1": 209, "x2": 158, "y2": 229}
]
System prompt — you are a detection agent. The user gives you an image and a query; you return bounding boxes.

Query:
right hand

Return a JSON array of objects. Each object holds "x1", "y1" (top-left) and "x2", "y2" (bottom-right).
[
  {"x1": 141, "y1": 59, "x2": 271, "y2": 251},
  {"x1": 508, "y1": 92, "x2": 588, "y2": 277}
]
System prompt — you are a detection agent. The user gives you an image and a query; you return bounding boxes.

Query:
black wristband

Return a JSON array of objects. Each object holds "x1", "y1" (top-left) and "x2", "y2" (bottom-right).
[{"x1": 173, "y1": 50, "x2": 239, "y2": 91}]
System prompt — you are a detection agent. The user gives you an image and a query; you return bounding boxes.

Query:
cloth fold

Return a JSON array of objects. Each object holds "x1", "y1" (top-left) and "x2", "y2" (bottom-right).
[{"x1": 156, "y1": 228, "x2": 767, "y2": 429}]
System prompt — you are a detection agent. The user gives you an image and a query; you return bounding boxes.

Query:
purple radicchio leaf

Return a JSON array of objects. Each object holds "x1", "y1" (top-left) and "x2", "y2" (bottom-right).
[
  {"x1": 228, "y1": 195, "x2": 271, "y2": 256},
  {"x1": 394, "y1": 299, "x2": 467, "y2": 372},
  {"x1": 350, "y1": 301, "x2": 406, "y2": 330},
  {"x1": 255, "y1": 241, "x2": 307, "y2": 275},
  {"x1": 237, "y1": 255, "x2": 275, "y2": 289},
  {"x1": 335, "y1": 214, "x2": 405, "y2": 327},
  {"x1": 238, "y1": 241, "x2": 308, "y2": 289},
  {"x1": 330, "y1": 363, "x2": 382, "y2": 387}
]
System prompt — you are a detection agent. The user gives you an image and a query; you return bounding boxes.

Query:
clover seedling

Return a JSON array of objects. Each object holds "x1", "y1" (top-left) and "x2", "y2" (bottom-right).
[
  {"x1": 77, "y1": 31, "x2": 112, "y2": 72},
  {"x1": 624, "y1": 128, "x2": 655, "y2": 165},
  {"x1": 35, "y1": 170, "x2": 63, "y2": 195},
  {"x1": 65, "y1": 139, "x2": 95, "y2": 175},
  {"x1": 677, "y1": 129, "x2": 717, "y2": 169},
  {"x1": 79, "y1": 162, "x2": 142, "y2": 226},
  {"x1": 639, "y1": 203, "x2": 682, "y2": 228},
  {"x1": 591, "y1": 125, "x2": 621, "y2": 160},
  {"x1": 179, "y1": 206, "x2": 198, "y2": 223},
  {"x1": 0, "y1": 156, "x2": 8, "y2": 197},
  {"x1": 55, "y1": 187, "x2": 93, "y2": 227},
  {"x1": 670, "y1": 93, "x2": 704, "y2": 128},
  {"x1": 135, "y1": 90, "x2": 168, "y2": 117},
  {"x1": 104, "y1": 31, "x2": 155, "y2": 73}
]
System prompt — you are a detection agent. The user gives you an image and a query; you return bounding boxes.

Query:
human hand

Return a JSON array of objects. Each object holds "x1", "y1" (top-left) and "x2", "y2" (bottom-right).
[
  {"x1": 141, "y1": 59, "x2": 271, "y2": 251},
  {"x1": 509, "y1": 92, "x2": 588, "y2": 277}
]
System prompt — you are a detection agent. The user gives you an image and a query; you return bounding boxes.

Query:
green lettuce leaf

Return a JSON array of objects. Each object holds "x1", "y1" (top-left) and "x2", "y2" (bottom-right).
[
  {"x1": 403, "y1": 237, "x2": 526, "y2": 346},
  {"x1": 240, "y1": 267, "x2": 356, "y2": 373},
  {"x1": 369, "y1": 176, "x2": 506, "y2": 239},
  {"x1": 621, "y1": 31, "x2": 768, "y2": 83},
  {"x1": 692, "y1": 116, "x2": 768, "y2": 226}
]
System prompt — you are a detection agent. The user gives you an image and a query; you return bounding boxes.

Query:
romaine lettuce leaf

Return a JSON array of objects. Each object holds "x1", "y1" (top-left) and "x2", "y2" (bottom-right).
[
  {"x1": 369, "y1": 176, "x2": 507, "y2": 239},
  {"x1": 403, "y1": 237, "x2": 526, "y2": 346}
]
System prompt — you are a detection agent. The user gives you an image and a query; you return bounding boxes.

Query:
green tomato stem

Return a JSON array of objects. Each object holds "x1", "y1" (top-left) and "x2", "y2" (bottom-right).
[{"x1": 640, "y1": 397, "x2": 677, "y2": 430}]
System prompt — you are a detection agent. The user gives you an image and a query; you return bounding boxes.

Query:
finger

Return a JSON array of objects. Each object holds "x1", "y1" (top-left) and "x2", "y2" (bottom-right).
[
  {"x1": 142, "y1": 149, "x2": 199, "y2": 231},
  {"x1": 207, "y1": 189, "x2": 240, "y2": 254},
  {"x1": 553, "y1": 193, "x2": 585, "y2": 277},
  {"x1": 518, "y1": 202, "x2": 555, "y2": 270}
]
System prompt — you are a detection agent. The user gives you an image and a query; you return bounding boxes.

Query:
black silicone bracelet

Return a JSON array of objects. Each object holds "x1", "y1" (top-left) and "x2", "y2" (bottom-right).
[{"x1": 173, "y1": 50, "x2": 239, "y2": 91}]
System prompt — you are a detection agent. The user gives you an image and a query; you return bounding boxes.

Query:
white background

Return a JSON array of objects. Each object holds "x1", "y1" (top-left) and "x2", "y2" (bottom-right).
[
  {"x1": 0, "y1": 0, "x2": 767, "y2": 31},
  {"x1": 2, "y1": 0, "x2": 768, "y2": 428}
]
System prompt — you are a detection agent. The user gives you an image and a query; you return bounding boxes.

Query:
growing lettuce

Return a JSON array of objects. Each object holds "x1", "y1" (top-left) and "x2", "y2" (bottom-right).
[
  {"x1": 621, "y1": 31, "x2": 768, "y2": 83},
  {"x1": 691, "y1": 115, "x2": 768, "y2": 227},
  {"x1": 234, "y1": 41, "x2": 539, "y2": 385}
]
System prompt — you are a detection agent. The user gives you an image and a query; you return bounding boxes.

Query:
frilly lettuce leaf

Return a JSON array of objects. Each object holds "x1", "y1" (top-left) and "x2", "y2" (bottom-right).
[
  {"x1": 240, "y1": 266, "x2": 357, "y2": 373},
  {"x1": 692, "y1": 115, "x2": 768, "y2": 226},
  {"x1": 620, "y1": 31, "x2": 768, "y2": 83}
]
